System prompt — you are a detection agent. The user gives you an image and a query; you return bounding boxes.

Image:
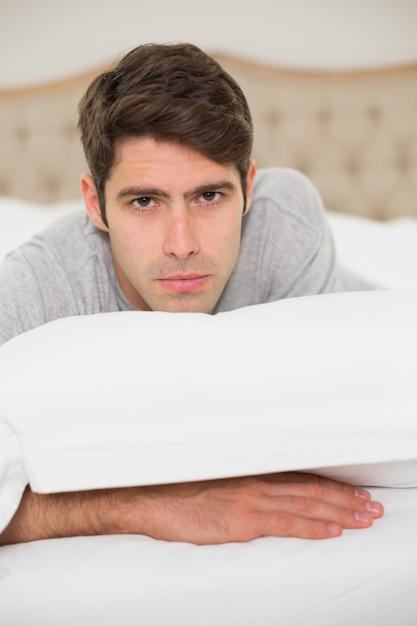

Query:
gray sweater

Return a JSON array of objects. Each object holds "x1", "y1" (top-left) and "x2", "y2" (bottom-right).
[{"x1": 0, "y1": 168, "x2": 342, "y2": 345}]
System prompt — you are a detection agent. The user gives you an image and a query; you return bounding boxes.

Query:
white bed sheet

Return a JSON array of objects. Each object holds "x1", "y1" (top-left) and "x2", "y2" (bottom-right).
[
  {"x1": 327, "y1": 211, "x2": 417, "y2": 291},
  {"x1": 1, "y1": 487, "x2": 416, "y2": 625}
]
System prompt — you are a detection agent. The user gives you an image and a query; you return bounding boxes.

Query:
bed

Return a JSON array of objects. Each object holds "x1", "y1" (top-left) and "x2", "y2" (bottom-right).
[{"x1": 1, "y1": 52, "x2": 417, "y2": 625}]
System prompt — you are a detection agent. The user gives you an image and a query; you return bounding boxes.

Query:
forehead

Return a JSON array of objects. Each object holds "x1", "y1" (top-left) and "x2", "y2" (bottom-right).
[{"x1": 109, "y1": 137, "x2": 240, "y2": 188}]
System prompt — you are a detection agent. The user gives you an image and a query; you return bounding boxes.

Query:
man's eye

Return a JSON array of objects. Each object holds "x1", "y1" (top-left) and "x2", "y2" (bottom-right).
[
  {"x1": 132, "y1": 197, "x2": 154, "y2": 208},
  {"x1": 200, "y1": 191, "x2": 221, "y2": 203}
]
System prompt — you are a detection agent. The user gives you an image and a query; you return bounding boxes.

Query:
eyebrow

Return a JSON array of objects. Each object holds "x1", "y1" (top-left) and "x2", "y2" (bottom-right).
[{"x1": 116, "y1": 180, "x2": 237, "y2": 201}]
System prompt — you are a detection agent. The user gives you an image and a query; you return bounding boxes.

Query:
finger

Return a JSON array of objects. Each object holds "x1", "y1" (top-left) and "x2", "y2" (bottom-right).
[
  {"x1": 248, "y1": 475, "x2": 384, "y2": 519},
  {"x1": 257, "y1": 494, "x2": 382, "y2": 530},
  {"x1": 257, "y1": 510, "x2": 343, "y2": 540}
]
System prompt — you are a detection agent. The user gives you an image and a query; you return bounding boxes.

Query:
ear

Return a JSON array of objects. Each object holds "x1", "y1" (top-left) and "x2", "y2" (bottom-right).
[
  {"x1": 243, "y1": 160, "x2": 256, "y2": 216},
  {"x1": 80, "y1": 173, "x2": 108, "y2": 232}
]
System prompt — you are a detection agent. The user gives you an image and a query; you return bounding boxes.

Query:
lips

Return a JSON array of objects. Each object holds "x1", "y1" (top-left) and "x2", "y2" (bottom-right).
[{"x1": 156, "y1": 274, "x2": 211, "y2": 293}]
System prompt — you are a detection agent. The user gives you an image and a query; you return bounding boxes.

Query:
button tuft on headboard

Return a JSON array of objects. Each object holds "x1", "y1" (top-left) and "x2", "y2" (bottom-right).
[
  {"x1": 317, "y1": 109, "x2": 332, "y2": 125},
  {"x1": 368, "y1": 106, "x2": 382, "y2": 121},
  {"x1": 266, "y1": 110, "x2": 281, "y2": 126},
  {"x1": 346, "y1": 158, "x2": 360, "y2": 177},
  {"x1": 15, "y1": 127, "x2": 30, "y2": 143}
]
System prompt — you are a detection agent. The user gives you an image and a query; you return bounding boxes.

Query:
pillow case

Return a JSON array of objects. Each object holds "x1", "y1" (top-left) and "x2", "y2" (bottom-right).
[{"x1": 1, "y1": 290, "x2": 416, "y2": 531}]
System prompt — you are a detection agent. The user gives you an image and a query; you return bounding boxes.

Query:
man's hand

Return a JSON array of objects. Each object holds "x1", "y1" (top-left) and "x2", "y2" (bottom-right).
[
  {"x1": 0, "y1": 472, "x2": 384, "y2": 546},
  {"x1": 133, "y1": 472, "x2": 384, "y2": 543}
]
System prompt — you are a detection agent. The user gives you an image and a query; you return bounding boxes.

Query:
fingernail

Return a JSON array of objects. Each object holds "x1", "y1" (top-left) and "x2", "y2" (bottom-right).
[
  {"x1": 366, "y1": 501, "x2": 383, "y2": 514},
  {"x1": 355, "y1": 488, "x2": 370, "y2": 499},
  {"x1": 354, "y1": 511, "x2": 371, "y2": 524}
]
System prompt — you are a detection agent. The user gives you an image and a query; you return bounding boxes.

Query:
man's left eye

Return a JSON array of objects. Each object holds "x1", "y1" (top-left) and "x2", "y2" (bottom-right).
[{"x1": 201, "y1": 191, "x2": 220, "y2": 202}]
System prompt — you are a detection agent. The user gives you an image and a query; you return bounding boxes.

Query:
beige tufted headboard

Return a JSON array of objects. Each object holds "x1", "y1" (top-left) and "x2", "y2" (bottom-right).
[{"x1": 1, "y1": 54, "x2": 416, "y2": 220}]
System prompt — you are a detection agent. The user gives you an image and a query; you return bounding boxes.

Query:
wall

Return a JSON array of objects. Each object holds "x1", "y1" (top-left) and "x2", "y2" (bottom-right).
[{"x1": 1, "y1": 0, "x2": 417, "y2": 87}]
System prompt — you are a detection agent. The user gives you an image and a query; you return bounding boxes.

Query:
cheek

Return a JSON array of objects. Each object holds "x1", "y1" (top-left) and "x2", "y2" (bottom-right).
[
  {"x1": 219, "y1": 215, "x2": 242, "y2": 255},
  {"x1": 207, "y1": 220, "x2": 242, "y2": 278},
  {"x1": 111, "y1": 222, "x2": 153, "y2": 255},
  {"x1": 108, "y1": 230, "x2": 148, "y2": 277}
]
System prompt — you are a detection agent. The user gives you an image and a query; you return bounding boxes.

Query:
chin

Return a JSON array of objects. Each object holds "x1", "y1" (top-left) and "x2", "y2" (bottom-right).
[{"x1": 154, "y1": 294, "x2": 217, "y2": 315}]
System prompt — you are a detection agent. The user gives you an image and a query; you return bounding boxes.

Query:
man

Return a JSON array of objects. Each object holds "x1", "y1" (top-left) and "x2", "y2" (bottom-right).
[{"x1": 0, "y1": 43, "x2": 383, "y2": 545}]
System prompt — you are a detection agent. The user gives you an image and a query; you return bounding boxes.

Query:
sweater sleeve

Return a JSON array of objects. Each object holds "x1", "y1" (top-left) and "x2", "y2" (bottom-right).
[{"x1": 0, "y1": 243, "x2": 80, "y2": 345}]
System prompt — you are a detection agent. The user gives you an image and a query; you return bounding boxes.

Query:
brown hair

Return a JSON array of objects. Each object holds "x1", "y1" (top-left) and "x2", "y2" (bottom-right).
[{"x1": 78, "y1": 43, "x2": 253, "y2": 224}]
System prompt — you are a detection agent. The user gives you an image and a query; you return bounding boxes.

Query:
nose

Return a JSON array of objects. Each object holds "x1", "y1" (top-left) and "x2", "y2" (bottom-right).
[{"x1": 163, "y1": 210, "x2": 200, "y2": 259}]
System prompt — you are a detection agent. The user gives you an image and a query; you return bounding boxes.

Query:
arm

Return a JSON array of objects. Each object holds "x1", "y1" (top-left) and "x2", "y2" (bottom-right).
[
  {"x1": 0, "y1": 473, "x2": 384, "y2": 546},
  {"x1": 0, "y1": 247, "x2": 77, "y2": 345}
]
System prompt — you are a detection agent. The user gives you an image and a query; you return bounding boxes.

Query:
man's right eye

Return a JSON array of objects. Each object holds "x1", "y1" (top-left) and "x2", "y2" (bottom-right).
[
  {"x1": 129, "y1": 196, "x2": 158, "y2": 214},
  {"x1": 132, "y1": 196, "x2": 154, "y2": 208}
]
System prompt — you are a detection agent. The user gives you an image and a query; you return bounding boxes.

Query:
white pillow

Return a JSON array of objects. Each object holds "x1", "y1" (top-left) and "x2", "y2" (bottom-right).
[{"x1": 1, "y1": 290, "x2": 417, "y2": 532}]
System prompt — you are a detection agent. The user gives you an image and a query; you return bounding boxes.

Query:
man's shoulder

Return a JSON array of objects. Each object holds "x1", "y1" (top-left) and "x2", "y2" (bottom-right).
[
  {"x1": 0, "y1": 210, "x2": 116, "y2": 345},
  {"x1": 253, "y1": 167, "x2": 319, "y2": 199},
  {"x1": 252, "y1": 168, "x2": 325, "y2": 230},
  {"x1": 40, "y1": 210, "x2": 94, "y2": 248},
  {"x1": 16, "y1": 209, "x2": 105, "y2": 268},
  {"x1": 0, "y1": 209, "x2": 110, "y2": 292},
  {"x1": 214, "y1": 168, "x2": 338, "y2": 312}
]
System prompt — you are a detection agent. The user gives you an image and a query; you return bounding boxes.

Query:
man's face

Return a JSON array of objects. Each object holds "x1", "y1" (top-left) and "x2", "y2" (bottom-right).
[{"x1": 82, "y1": 137, "x2": 256, "y2": 313}]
